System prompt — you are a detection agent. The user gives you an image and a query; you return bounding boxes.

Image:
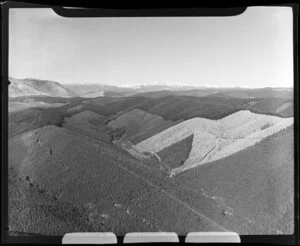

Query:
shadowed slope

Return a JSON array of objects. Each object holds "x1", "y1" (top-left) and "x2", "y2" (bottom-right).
[{"x1": 158, "y1": 135, "x2": 194, "y2": 169}]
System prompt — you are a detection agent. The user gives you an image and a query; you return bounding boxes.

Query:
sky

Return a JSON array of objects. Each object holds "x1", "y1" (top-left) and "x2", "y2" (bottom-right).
[{"x1": 9, "y1": 7, "x2": 293, "y2": 88}]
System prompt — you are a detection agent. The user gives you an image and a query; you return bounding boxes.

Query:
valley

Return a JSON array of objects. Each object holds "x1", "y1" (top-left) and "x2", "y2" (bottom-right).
[{"x1": 7, "y1": 77, "x2": 294, "y2": 236}]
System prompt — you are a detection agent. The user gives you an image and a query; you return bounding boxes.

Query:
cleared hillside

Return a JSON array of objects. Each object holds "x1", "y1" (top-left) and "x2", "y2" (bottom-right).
[
  {"x1": 175, "y1": 126, "x2": 294, "y2": 234},
  {"x1": 135, "y1": 110, "x2": 293, "y2": 175}
]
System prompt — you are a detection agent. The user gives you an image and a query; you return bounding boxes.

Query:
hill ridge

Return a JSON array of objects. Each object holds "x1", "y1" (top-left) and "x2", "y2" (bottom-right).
[
  {"x1": 135, "y1": 110, "x2": 293, "y2": 175},
  {"x1": 9, "y1": 77, "x2": 78, "y2": 98}
]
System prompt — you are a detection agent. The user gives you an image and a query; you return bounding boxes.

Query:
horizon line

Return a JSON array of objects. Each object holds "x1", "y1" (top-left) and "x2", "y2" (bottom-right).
[{"x1": 8, "y1": 76, "x2": 294, "y2": 89}]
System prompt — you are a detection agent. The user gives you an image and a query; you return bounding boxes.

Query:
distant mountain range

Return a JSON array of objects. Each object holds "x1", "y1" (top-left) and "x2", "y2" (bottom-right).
[{"x1": 9, "y1": 77, "x2": 293, "y2": 99}]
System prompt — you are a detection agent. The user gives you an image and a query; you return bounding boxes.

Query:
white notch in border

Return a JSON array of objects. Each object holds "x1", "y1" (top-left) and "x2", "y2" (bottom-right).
[
  {"x1": 123, "y1": 232, "x2": 179, "y2": 243},
  {"x1": 185, "y1": 232, "x2": 241, "y2": 243},
  {"x1": 62, "y1": 232, "x2": 117, "y2": 244}
]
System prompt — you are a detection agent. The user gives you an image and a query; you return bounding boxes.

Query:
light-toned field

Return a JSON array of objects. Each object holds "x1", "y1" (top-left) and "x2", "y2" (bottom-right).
[{"x1": 135, "y1": 110, "x2": 293, "y2": 174}]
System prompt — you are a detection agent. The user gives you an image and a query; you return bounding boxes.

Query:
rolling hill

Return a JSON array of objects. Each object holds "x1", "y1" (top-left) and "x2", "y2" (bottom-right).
[
  {"x1": 133, "y1": 87, "x2": 293, "y2": 100},
  {"x1": 9, "y1": 78, "x2": 78, "y2": 98},
  {"x1": 7, "y1": 80, "x2": 294, "y2": 236},
  {"x1": 9, "y1": 125, "x2": 232, "y2": 235},
  {"x1": 107, "y1": 108, "x2": 176, "y2": 143},
  {"x1": 213, "y1": 88, "x2": 293, "y2": 99},
  {"x1": 62, "y1": 110, "x2": 114, "y2": 143},
  {"x1": 85, "y1": 95, "x2": 250, "y2": 121},
  {"x1": 245, "y1": 98, "x2": 293, "y2": 117},
  {"x1": 9, "y1": 108, "x2": 66, "y2": 138},
  {"x1": 8, "y1": 122, "x2": 293, "y2": 235}
]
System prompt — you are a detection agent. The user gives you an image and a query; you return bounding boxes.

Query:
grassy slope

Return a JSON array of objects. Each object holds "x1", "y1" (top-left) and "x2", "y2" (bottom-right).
[{"x1": 174, "y1": 126, "x2": 294, "y2": 234}]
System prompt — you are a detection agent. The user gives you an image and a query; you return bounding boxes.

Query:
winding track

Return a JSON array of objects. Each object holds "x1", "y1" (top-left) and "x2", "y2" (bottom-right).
[{"x1": 150, "y1": 152, "x2": 161, "y2": 162}]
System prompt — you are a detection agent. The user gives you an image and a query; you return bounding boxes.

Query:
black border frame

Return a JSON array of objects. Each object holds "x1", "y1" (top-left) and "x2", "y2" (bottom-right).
[{"x1": 1, "y1": 1, "x2": 299, "y2": 244}]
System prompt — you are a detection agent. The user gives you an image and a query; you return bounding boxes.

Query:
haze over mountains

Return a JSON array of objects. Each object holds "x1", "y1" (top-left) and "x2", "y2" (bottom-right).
[
  {"x1": 9, "y1": 77, "x2": 204, "y2": 98},
  {"x1": 9, "y1": 77, "x2": 293, "y2": 99},
  {"x1": 8, "y1": 77, "x2": 294, "y2": 236}
]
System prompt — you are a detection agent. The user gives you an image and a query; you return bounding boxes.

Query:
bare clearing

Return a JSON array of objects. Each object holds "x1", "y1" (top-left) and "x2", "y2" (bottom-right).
[{"x1": 136, "y1": 110, "x2": 293, "y2": 175}]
